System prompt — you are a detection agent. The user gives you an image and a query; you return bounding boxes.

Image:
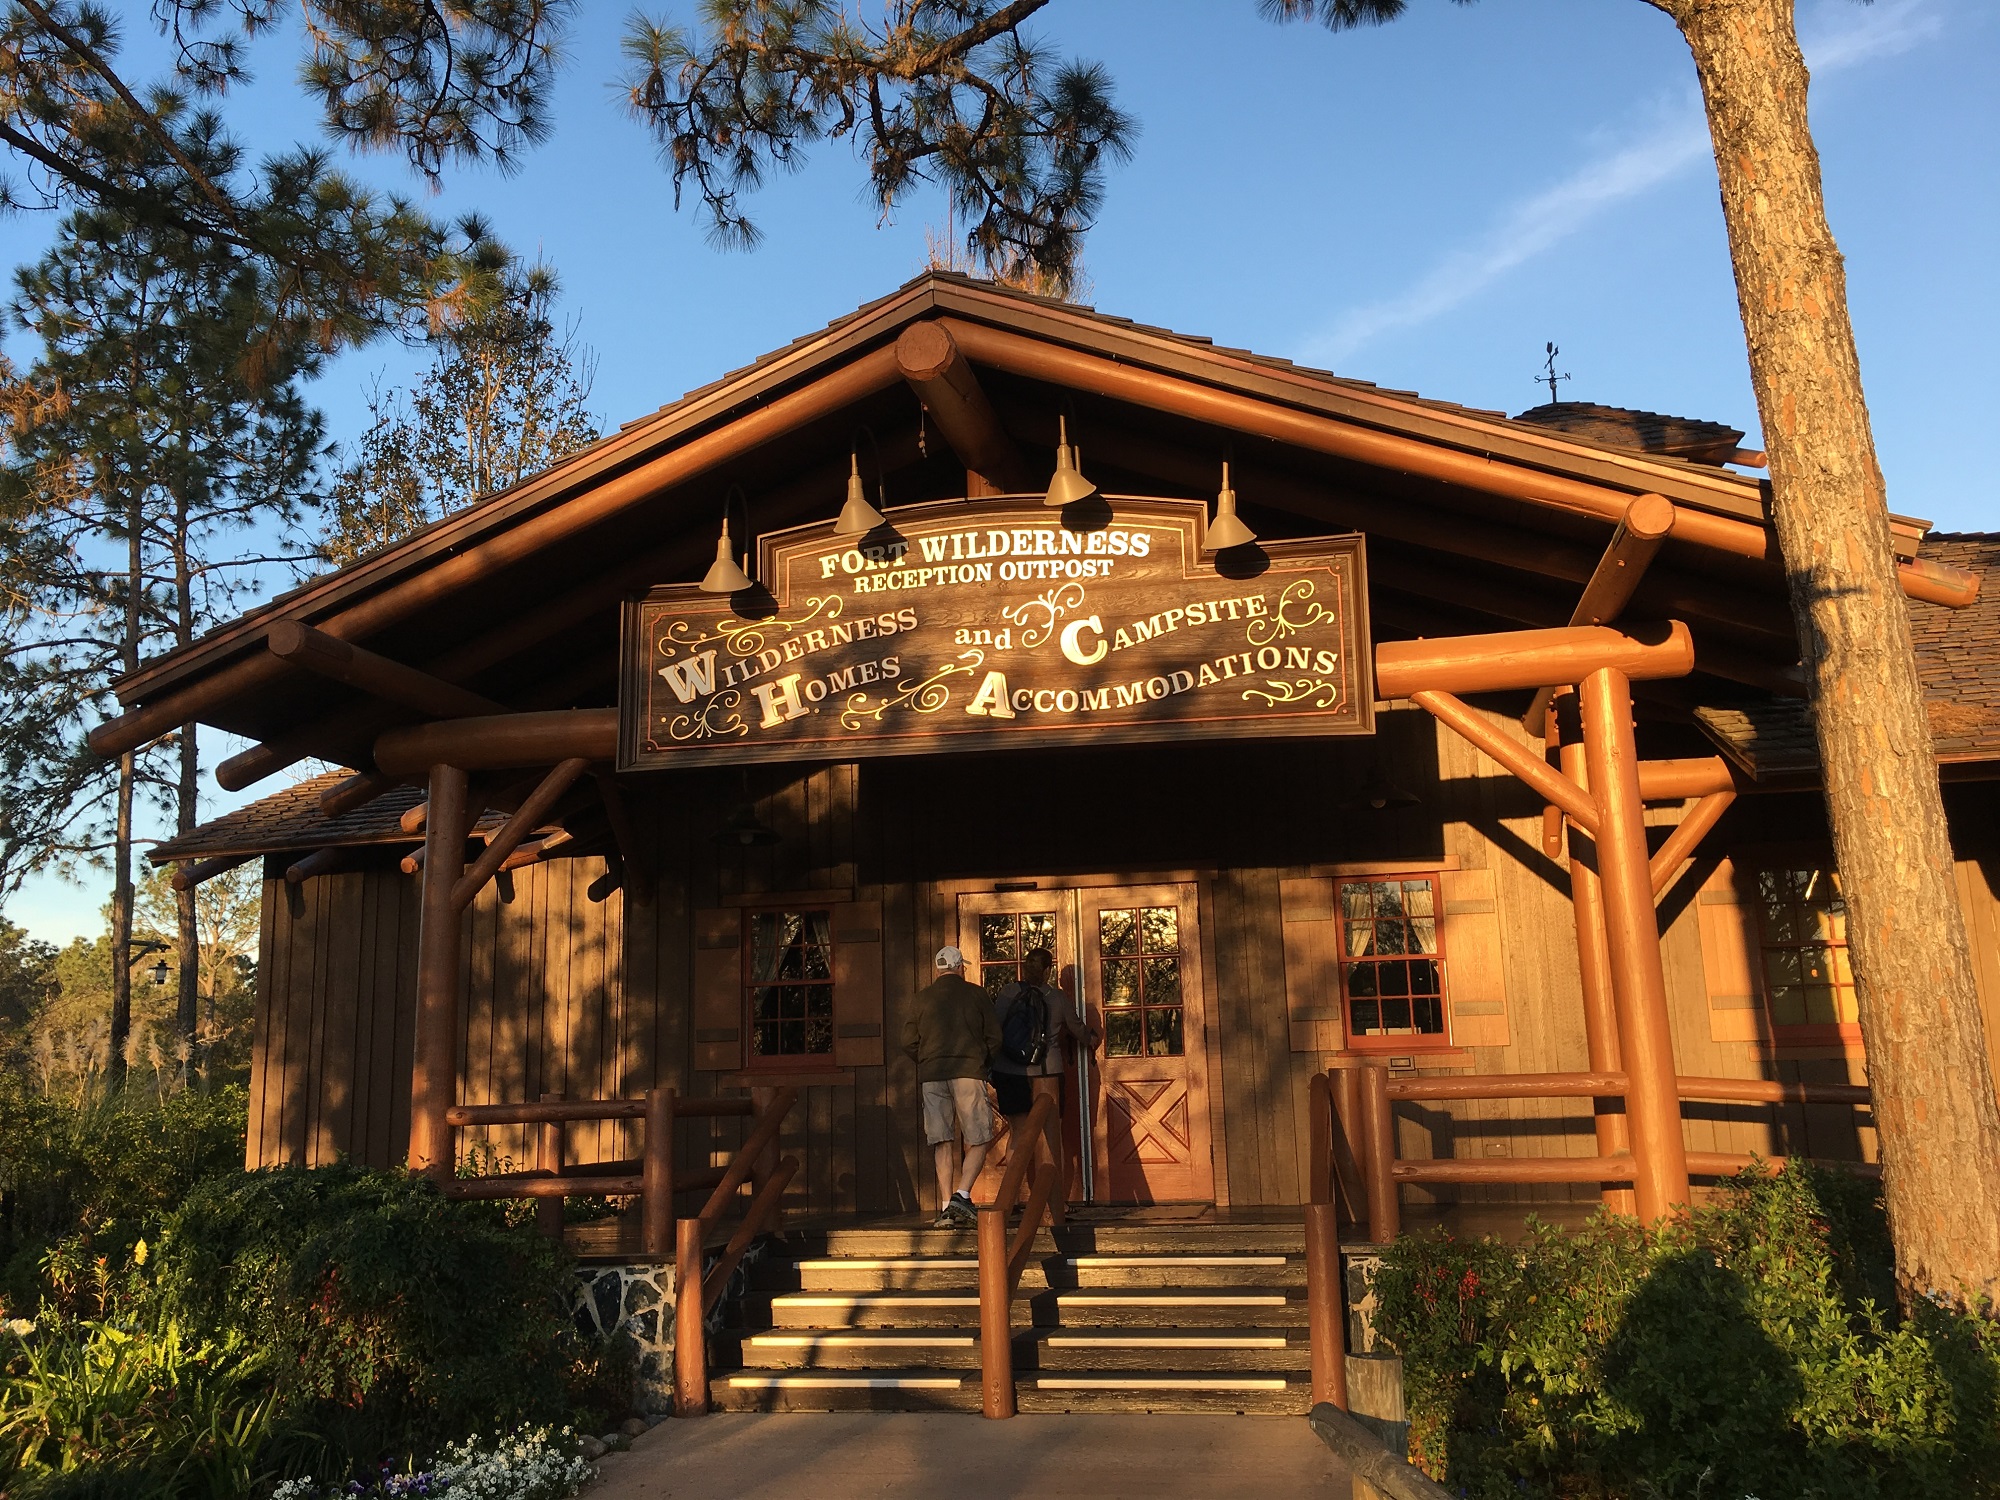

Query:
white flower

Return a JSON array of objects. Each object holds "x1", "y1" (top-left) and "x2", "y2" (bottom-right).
[{"x1": 2, "y1": 1318, "x2": 34, "y2": 1337}]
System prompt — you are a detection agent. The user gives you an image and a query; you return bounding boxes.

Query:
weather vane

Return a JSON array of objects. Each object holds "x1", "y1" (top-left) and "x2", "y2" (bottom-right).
[{"x1": 1537, "y1": 342, "x2": 1571, "y2": 404}]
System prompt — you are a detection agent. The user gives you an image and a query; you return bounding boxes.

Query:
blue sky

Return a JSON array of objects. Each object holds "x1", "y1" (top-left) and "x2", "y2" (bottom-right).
[{"x1": 4, "y1": 0, "x2": 1995, "y2": 944}]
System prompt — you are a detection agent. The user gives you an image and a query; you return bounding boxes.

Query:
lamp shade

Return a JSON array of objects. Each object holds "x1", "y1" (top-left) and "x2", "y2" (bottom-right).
[
  {"x1": 699, "y1": 517, "x2": 754, "y2": 594},
  {"x1": 1043, "y1": 415, "x2": 1098, "y2": 508},
  {"x1": 835, "y1": 452, "x2": 886, "y2": 536},
  {"x1": 1206, "y1": 461, "x2": 1257, "y2": 551}
]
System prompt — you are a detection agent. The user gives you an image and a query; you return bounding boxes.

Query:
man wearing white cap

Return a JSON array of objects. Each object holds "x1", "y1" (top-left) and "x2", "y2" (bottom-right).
[{"x1": 902, "y1": 945, "x2": 1001, "y2": 1228}]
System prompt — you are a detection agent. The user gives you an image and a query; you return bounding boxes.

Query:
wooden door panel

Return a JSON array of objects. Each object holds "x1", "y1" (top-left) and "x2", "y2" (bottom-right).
[{"x1": 1082, "y1": 883, "x2": 1214, "y2": 1204}]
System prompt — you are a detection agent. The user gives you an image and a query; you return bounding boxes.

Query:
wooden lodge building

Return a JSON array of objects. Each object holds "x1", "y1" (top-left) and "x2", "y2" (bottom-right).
[{"x1": 123, "y1": 274, "x2": 2000, "y2": 1244}]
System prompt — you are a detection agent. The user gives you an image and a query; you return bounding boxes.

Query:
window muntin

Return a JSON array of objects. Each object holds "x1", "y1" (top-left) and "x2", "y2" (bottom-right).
[
  {"x1": 745, "y1": 909, "x2": 834, "y2": 1062},
  {"x1": 978, "y1": 909, "x2": 1058, "y2": 999},
  {"x1": 1336, "y1": 876, "x2": 1447, "y2": 1046},
  {"x1": 1753, "y1": 868, "x2": 1856, "y2": 1030},
  {"x1": 1100, "y1": 904, "x2": 1184, "y2": 1057}
]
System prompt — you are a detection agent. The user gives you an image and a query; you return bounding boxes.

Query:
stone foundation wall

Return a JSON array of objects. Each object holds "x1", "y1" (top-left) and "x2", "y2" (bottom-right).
[{"x1": 569, "y1": 1240, "x2": 773, "y2": 1415}]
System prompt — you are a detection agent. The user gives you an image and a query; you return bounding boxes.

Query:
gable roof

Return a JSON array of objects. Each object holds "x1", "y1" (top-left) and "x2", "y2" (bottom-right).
[{"x1": 103, "y1": 272, "x2": 1956, "y2": 803}]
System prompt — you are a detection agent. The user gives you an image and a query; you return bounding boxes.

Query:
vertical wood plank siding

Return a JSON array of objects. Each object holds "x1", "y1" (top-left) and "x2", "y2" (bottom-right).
[{"x1": 247, "y1": 724, "x2": 2000, "y2": 1206}]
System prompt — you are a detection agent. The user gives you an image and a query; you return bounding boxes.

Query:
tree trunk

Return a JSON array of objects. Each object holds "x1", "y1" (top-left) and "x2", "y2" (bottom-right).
[
  {"x1": 110, "y1": 746, "x2": 133, "y2": 1088},
  {"x1": 174, "y1": 519, "x2": 200, "y2": 1086},
  {"x1": 1663, "y1": 0, "x2": 2000, "y2": 1302}
]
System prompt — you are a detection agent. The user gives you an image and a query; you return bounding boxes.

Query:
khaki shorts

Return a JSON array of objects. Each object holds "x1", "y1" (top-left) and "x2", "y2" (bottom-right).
[{"x1": 921, "y1": 1077, "x2": 996, "y2": 1147}]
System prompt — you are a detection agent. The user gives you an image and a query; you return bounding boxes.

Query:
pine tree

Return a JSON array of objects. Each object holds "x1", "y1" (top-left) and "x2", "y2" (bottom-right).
[
  {"x1": 2, "y1": 202, "x2": 322, "y2": 1080},
  {"x1": 323, "y1": 264, "x2": 600, "y2": 565}
]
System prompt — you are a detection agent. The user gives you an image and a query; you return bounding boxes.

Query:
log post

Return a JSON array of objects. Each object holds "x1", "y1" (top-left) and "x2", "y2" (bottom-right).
[
  {"x1": 1305, "y1": 1200, "x2": 1349, "y2": 1410},
  {"x1": 1580, "y1": 669, "x2": 1691, "y2": 1220},
  {"x1": 1360, "y1": 1064, "x2": 1400, "y2": 1244},
  {"x1": 408, "y1": 762, "x2": 469, "y2": 1177},
  {"x1": 644, "y1": 1087, "x2": 675, "y2": 1261},
  {"x1": 1554, "y1": 691, "x2": 1636, "y2": 1216},
  {"x1": 675, "y1": 1216, "x2": 708, "y2": 1416},
  {"x1": 1333, "y1": 1066, "x2": 1367, "y2": 1228},
  {"x1": 978, "y1": 1205, "x2": 1016, "y2": 1418},
  {"x1": 1308, "y1": 1072, "x2": 1334, "y2": 1205},
  {"x1": 536, "y1": 1092, "x2": 565, "y2": 1241}
]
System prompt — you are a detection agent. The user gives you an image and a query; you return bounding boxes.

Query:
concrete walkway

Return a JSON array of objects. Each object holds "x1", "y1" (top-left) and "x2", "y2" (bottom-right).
[{"x1": 590, "y1": 1413, "x2": 1350, "y2": 1500}]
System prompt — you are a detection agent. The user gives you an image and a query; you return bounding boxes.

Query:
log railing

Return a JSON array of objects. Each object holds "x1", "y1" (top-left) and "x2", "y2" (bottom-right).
[
  {"x1": 675, "y1": 1084, "x2": 801, "y2": 1417},
  {"x1": 439, "y1": 1087, "x2": 762, "y2": 1257},
  {"x1": 1308, "y1": 1064, "x2": 1876, "y2": 1245},
  {"x1": 976, "y1": 1092, "x2": 1062, "y2": 1419}
]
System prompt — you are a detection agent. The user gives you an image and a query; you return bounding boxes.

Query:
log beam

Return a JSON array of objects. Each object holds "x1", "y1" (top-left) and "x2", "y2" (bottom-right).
[
  {"x1": 320, "y1": 769, "x2": 403, "y2": 818},
  {"x1": 283, "y1": 847, "x2": 358, "y2": 885},
  {"x1": 168, "y1": 852, "x2": 254, "y2": 891},
  {"x1": 1411, "y1": 689, "x2": 1600, "y2": 835},
  {"x1": 1522, "y1": 494, "x2": 1676, "y2": 736},
  {"x1": 375, "y1": 709, "x2": 618, "y2": 776},
  {"x1": 452, "y1": 758, "x2": 592, "y2": 910},
  {"x1": 266, "y1": 620, "x2": 507, "y2": 720},
  {"x1": 1374, "y1": 622, "x2": 1694, "y2": 700},
  {"x1": 1638, "y1": 756, "x2": 1737, "y2": 800},
  {"x1": 896, "y1": 322, "x2": 1032, "y2": 493}
]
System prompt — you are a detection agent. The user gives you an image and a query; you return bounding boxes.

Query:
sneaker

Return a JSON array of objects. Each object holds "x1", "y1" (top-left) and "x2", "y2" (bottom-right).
[
  {"x1": 945, "y1": 1192, "x2": 977, "y2": 1227},
  {"x1": 931, "y1": 1209, "x2": 959, "y2": 1229}
]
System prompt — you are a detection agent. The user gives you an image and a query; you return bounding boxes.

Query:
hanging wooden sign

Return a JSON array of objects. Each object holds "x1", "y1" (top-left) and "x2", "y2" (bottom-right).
[{"x1": 617, "y1": 496, "x2": 1371, "y2": 770}]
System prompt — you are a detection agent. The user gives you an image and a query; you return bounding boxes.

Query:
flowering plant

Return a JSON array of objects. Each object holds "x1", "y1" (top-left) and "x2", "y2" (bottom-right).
[{"x1": 270, "y1": 1425, "x2": 594, "y2": 1500}]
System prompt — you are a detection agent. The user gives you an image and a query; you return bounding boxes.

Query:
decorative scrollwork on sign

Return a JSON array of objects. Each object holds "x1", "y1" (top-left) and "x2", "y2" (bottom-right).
[
  {"x1": 655, "y1": 596, "x2": 844, "y2": 661},
  {"x1": 1000, "y1": 582, "x2": 1087, "y2": 649},
  {"x1": 1246, "y1": 578, "x2": 1335, "y2": 648},
  {"x1": 663, "y1": 691, "x2": 749, "y2": 742},
  {"x1": 839, "y1": 651, "x2": 985, "y2": 730},
  {"x1": 1241, "y1": 677, "x2": 1344, "y2": 710}
]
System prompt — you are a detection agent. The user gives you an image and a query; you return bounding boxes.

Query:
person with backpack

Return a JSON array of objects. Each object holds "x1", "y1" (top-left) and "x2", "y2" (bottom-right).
[{"x1": 991, "y1": 947, "x2": 1100, "y2": 1212}]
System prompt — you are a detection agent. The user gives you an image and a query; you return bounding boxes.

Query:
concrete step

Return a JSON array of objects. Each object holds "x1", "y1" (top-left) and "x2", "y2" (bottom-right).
[
  {"x1": 1024, "y1": 1288, "x2": 1307, "y2": 1328},
  {"x1": 733, "y1": 1328, "x2": 982, "y2": 1370},
  {"x1": 1021, "y1": 1327, "x2": 1311, "y2": 1372},
  {"x1": 710, "y1": 1368, "x2": 982, "y2": 1413},
  {"x1": 1015, "y1": 1371, "x2": 1309, "y2": 1415},
  {"x1": 760, "y1": 1252, "x2": 1303, "y2": 1293}
]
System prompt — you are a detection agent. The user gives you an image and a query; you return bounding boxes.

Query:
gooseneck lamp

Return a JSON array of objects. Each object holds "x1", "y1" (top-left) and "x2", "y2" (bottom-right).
[
  {"x1": 1206, "y1": 460, "x2": 1257, "y2": 551},
  {"x1": 1043, "y1": 415, "x2": 1098, "y2": 508},
  {"x1": 699, "y1": 485, "x2": 756, "y2": 595}
]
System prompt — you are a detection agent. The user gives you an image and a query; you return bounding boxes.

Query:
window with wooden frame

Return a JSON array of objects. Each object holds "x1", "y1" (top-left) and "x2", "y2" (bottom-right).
[
  {"x1": 1335, "y1": 875, "x2": 1449, "y2": 1048},
  {"x1": 744, "y1": 908, "x2": 836, "y2": 1064},
  {"x1": 1750, "y1": 867, "x2": 1859, "y2": 1042}
]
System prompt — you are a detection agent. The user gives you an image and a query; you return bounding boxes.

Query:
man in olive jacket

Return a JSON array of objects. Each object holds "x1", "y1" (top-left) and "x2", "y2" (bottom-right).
[{"x1": 902, "y1": 945, "x2": 1002, "y2": 1227}]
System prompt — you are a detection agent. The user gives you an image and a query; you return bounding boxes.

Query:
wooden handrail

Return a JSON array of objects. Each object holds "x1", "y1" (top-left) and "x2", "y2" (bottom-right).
[
  {"x1": 673, "y1": 1087, "x2": 802, "y2": 1418},
  {"x1": 695, "y1": 1086, "x2": 799, "y2": 1228},
  {"x1": 1007, "y1": 1163, "x2": 1060, "y2": 1287},
  {"x1": 1677, "y1": 1075, "x2": 1871, "y2": 1106},
  {"x1": 1386, "y1": 1070, "x2": 1628, "y2": 1102},
  {"x1": 991, "y1": 1093, "x2": 1057, "y2": 1213},
  {"x1": 702, "y1": 1155, "x2": 800, "y2": 1313},
  {"x1": 444, "y1": 1095, "x2": 754, "y2": 1127}
]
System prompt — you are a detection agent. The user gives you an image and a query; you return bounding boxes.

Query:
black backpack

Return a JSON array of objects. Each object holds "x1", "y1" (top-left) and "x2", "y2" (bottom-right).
[{"x1": 1000, "y1": 984, "x2": 1050, "y2": 1068}]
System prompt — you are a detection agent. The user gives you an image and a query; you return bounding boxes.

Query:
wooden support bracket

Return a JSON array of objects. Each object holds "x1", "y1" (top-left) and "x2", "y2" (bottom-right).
[
  {"x1": 1521, "y1": 493, "x2": 1675, "y2": 737},
  {"x1": 452, "y1": 757, "x2": 592, "y2": 910},
  {"x1": 896, "y1": 322, "x2": 1033, "y2": 494},
  {"x1": 169, "y1": 852, "x2": 254, "y2": 891},
  {"x1": 1649, "y1": 789, "x2": 1737, "y2": 898},
  {"x1": 593, "y1": 771, "x2": 652, "y2": 901},
  {"x1": 1413, "y1": 688, "x2": 1600, "y2": 836}
]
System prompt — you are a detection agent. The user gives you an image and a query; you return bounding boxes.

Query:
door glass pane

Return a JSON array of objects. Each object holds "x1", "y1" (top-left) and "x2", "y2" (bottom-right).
[
  {"x1": 1145, "y1": 1007, "x2": 1184, "y2": 1056},
  {"x1": 1141, "y1": 906, "x2": 1179, "y2": 954},
  {"x1": 1105, "y1": 1009, "x2": 1142, "y2": 1057},
  {"x1": 1102, "y1": 958, "x2": 1140, "y2": 1007},
  {"x1": 1143, "y1": 956, "x2": 1181, "y2": 1006},
  {"x1": 1100, "y1": 909, "x2": 1138, "y2": 956},
  {"x1": 1020, "y1": 911, "x2": 1057, "y2": 954},
  {"x1": 980, "y1": 914, "x2": 1016, "y2": 964},
  {"x1": 981, "y1": 964, "x2": 1012, "y2": 998}
]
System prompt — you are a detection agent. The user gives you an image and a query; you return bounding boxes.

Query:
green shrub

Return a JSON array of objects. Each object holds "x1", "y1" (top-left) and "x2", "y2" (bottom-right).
[
  {"x1": 0, "y1": 1246, "x2": 272, "y2": 1500},
  {"x1": 1372, "y1": 1164, "x2": 2000, "y2": 1499},
  {"x1": 0, "y1": 1086, "x2": 248, "y2": 1306},
  {"x1": 154, "y1": 1162, "x2": 597, "y2": 1479}
]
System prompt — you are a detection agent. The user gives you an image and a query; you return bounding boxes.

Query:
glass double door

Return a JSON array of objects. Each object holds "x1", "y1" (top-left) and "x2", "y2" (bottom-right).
[{"x1": 957, "y1": 883, "x2": 1215, "y2": 1204}]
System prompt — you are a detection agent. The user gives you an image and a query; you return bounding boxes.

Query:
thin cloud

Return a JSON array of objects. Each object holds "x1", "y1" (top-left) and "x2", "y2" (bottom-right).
[{"x1": 1309, "y1": 0, "x2": 1942, "y2": 367}]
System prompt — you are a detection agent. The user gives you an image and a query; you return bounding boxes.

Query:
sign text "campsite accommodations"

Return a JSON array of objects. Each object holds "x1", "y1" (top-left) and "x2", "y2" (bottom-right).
[{"x1": 616, "y1": 497, "x2": 1372, "y2": 770}]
